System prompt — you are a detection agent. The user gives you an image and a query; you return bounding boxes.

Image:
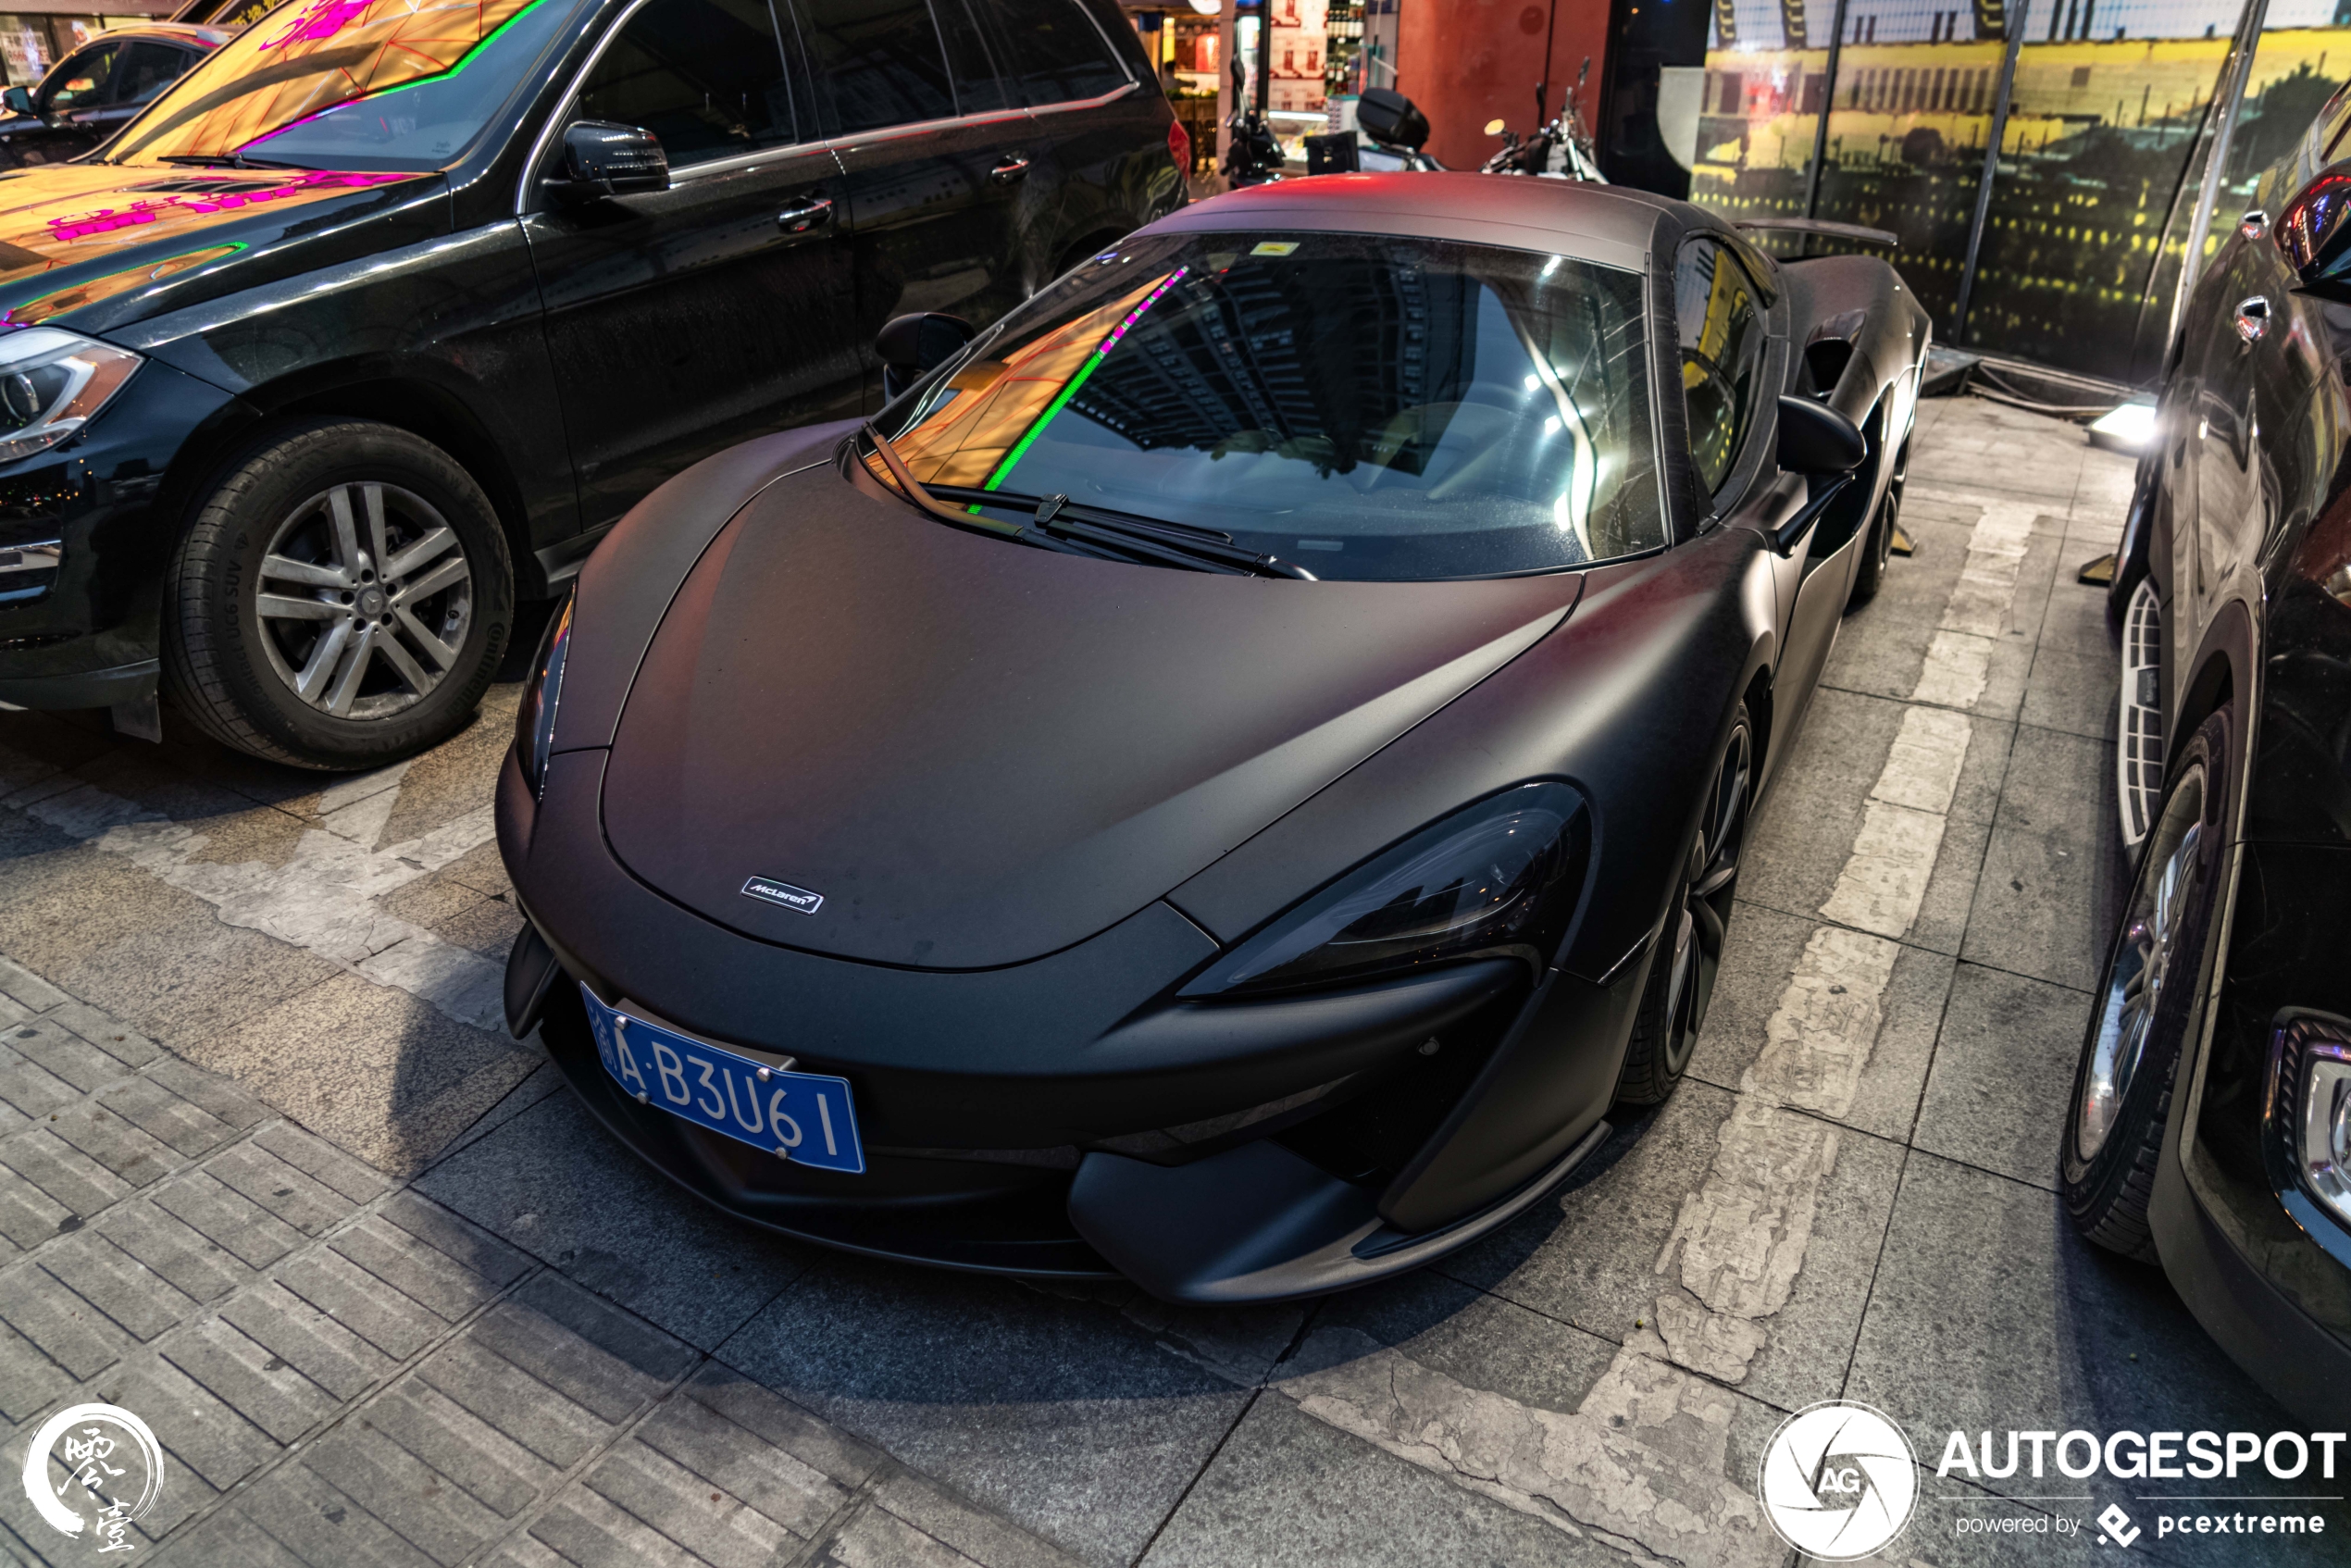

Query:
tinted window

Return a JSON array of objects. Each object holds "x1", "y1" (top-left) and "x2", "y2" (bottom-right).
[
  {"x1": 934, "y1": 0, "x2": 1012, "y2": 115},
  {"x1": 576, "y1": 0, "x2": 798, "y2": 166},
  {"x1": 877, "y1": 233, "x2": 1661, "y2": 581},
  {"x1": 985, "y1": 0, "x2": 1124, "y2": 104},
  {"x1": 1674, "y1": 239, "x2": 1766, "y2": 495},
  {"x1": 42, "y1": 44, "x2": 120, "y2": 112},
  {"x1": 117, "y1": 42, "x2": 193, "y2": 108},
  {"x1": 798, "y1": 0, "x2": 954, "y2": 134},
  {"x1": 109, "y1": 0, "x2": 596, "y2": 172}
]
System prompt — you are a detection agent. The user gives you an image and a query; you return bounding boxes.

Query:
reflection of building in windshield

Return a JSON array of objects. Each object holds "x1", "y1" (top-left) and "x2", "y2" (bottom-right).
[{"x1": 1061, "y1": 256, "x2": 1481, "y2": 472}]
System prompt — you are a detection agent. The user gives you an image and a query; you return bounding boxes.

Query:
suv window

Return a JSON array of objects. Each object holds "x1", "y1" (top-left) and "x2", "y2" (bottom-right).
[
  {"x1": 117, "y1": 42, "x2": 193, "y2": 109},
  {"x1": 986, "y1": 0, "x2": 1125, "y2": 104},
  {"x1": 933, "y1": 0, "x2": 1014, "y2": 116},
  {"x1": 797, "y1": 0, "x2": 956, "y2": 134},
  {"x1": 41, "y1": 43, "x2": 120, "y2": 114},
  {"x1": 1674, "y1": 238, "x2": 1766, "y2": 495},
  {"x1": 576, "y1": 0, "x2": 800, "y2": 166}
]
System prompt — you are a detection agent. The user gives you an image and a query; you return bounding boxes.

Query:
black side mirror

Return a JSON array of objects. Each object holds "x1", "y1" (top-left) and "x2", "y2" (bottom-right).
[
  {"x1": 544, "y1": 120, "x2": 668, "y2": 205},
  {"x1": 1776, "y1": 394, "x2": 1866, "y2": 475},
  {"x1": 877, "y1": 312, "x2": 976, "y2": 401},
  {"x1": 1, "y1": 87, "x2": 32, "y2": 116},
  {"x1": 2278, "y1": 164, "x2": 2351, "y2": 300},
  {"x1": 1356, "y1": 88, "x2": 1429, "y2": 151}
]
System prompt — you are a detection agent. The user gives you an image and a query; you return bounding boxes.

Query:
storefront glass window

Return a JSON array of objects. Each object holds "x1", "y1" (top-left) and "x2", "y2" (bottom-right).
[{"x1": 1689, "y1": 0, "x2": 1835, "y2": 243}]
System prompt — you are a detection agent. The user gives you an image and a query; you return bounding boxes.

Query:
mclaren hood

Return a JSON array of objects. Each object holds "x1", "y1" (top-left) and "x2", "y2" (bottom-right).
[{"x1": 601, "y1": 468, "x2": 1584, "y2": 969}]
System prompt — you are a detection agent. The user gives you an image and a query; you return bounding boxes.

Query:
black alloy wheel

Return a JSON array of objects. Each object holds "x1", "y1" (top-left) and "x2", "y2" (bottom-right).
[
  {"x1": 1616, "y1": 703, "x2": 1754, "y2": 1106},
  {"x1": 2062, "y1": 706, "x2": 2233, "y2": 1261},
  {"x1": 1847, "y1": 426, "x2": 1907, "y2": 608},
  {"x1": 163, "y1": 418, "x2": 514, "y2": 770}
]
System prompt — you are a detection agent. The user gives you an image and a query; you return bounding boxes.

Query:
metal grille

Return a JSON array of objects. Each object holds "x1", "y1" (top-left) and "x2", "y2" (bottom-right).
[{"x1": 2117, "y1": 577, "x2": 2165, "y2": 849}]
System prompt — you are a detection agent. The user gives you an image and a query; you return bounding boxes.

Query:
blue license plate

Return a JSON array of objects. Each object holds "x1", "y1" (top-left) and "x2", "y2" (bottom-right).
[{"x1": 580, "y1": 986, "x2": 865, "y2": 1174}]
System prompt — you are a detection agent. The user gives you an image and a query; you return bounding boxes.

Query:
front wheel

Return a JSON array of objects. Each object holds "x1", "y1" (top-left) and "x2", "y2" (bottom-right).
[
  {"x1": 162, "y1": 419, "x2": 514, "y2": 770},
  {"x1": 1615, "y1": 703, "x2": 1753, "y2": 1106},
  {"x1": 2061, "y1": 707, "x2": 2232, "y2": 1261}
]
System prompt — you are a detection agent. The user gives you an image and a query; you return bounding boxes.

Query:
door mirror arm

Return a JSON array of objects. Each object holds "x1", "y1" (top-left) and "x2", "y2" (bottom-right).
[{"x1": 542, "y1": 119, "x2": 669, "y2": 206}]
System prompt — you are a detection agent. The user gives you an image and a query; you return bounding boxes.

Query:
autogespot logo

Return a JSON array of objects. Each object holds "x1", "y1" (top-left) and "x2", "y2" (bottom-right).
[{"x1": 1759, "y1": 1400, "x2": 1922, "y2": 1560}]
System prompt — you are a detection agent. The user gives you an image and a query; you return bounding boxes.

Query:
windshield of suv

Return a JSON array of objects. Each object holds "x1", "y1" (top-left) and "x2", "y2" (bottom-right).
[
  {"x1": 104, "y1": 0, "x2": 592, "y2": 172},
  {"x1": 876, "y1": 231, "x2": 1661, "y2": 580}
]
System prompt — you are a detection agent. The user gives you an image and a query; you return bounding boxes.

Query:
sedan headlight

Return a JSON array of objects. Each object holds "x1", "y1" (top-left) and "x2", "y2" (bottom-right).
[
  {"x1": 514, "y1": 593, "x2": 572, "y2": 797},
  {"x1": 0, "y1": 328, "x2": 141, "y2": 462},
  {"x1": 1182, "y1": 782, "x2": 1591, "y2": 997},
  {"x1": 2270, "y1": 1010, "x2": 2351, "y2": 1232}
]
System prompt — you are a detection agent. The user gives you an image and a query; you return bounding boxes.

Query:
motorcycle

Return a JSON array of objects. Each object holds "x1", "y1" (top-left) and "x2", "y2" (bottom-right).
[
  {"x1": 1480, "y1": 56, "x2": 1606, "y2": 183},
  {"x1": 1298, "y1": 85, "x2": 1441, "y2": 176},
  {"x1": 1222, "y1": 56, "x2": 1285, "y2": 186}
]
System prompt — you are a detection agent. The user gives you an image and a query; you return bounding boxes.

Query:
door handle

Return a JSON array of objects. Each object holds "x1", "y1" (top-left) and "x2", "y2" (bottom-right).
[
  {"x1": 2233, "y1": 294, "x2": 2270, "y2": 344},
  {"x1": 2240, "y1": 209, "x2": 2269, "y2": 240},
  {"x1": 776, "y1": 195, "x2": 834, "y2": 234},
  {"x1": 989, "y1": 153, "x2": 1032, "y2": 185}
]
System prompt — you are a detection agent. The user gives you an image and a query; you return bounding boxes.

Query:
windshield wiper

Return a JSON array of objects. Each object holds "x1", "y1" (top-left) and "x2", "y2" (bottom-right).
[
  {"x1": 156, "y1": 153, "x2": 309, "y2": 171},
  {"x1": 857, "y1": 424, "x2": 1094, "y2": 558},
  {"x1": 926, "y1": 484, "x2": 1317, "y2": 580}
]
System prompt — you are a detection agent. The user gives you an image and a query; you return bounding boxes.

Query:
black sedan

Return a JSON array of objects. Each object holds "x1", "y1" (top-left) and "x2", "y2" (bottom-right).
[
  {"x1": 2073, "y1": 94, "x2": 2351, "y2": 1425},
  {"x1": 498, "y1": 174, "x2": 1929, "y2": 1301}
]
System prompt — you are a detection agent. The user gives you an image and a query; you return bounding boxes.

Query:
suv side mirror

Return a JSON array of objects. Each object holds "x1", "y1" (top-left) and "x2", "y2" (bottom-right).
[
  {"x1": 544, "y1": 120, "x2": 668, "y2": 205},
  {"x1": 1, "y1": 87, "x2": 32, "y2": 116},
  {"x1": 877, "y1": 312, "x2": 975, "y2": 401},
  {"x1": 1776, "y1": 394, "x2": 1866, "y2": 475},
  {"x1": 2278, "y1": 164, "x2": 2351, "y2": 301},
  {"x1": 1356, "y1": 87, "x2": 1429, "y2": 151}
]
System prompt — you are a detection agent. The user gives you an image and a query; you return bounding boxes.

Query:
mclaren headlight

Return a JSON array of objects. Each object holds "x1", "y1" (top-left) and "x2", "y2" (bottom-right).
[
  {"x1": 1182, "y1": 782, "x2": 1592, "y2": 997},
  {"x1": 0, "y1": 328, "x2": 141, "y2": 462},
  {"x1": 515, "y1": 593, "x2": 572, "y2": 797}
]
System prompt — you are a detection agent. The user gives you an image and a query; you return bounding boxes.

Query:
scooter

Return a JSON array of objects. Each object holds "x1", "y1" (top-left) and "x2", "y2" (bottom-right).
[{"x1": 1480, "y1": 57, "x2": 1606, "y2": 182}]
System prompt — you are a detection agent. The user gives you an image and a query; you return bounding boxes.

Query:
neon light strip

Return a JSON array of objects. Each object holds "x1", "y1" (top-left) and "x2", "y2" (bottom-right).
[
  {"x1": 240, "y1": 0, "x2": 564, "y2": 151},
  {"x1": 978, "y1": 266, "x2": 1188, "y2": 495}
]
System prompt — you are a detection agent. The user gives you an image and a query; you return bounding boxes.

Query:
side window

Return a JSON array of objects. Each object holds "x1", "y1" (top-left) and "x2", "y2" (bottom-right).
[
  {"x1": 983, "y1": 0, "x2": 1127, "y2": 105},
  {"x1": 934, "y1": 0, "x2": 1014, "y2": 116},
  {"x1": 796, "y1": 0, "x2": 956, "y2": 134},
  {"x1": 117, "y1": 43, "x2": 193, "y2": 108},
  {"x1": 1674, "y1": 238, "x2": 1767, "y2": 496},
  {"x1": 41, "y1": 44, "x2": 121, "y2": 113},
  {"x1": 574, "y1": 0, "x2": 798, "y2": 168}
]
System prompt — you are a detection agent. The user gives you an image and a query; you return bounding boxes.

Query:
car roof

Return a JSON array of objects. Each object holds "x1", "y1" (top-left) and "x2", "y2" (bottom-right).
[
  {"x1": 83, "y1": 21, "x2": 230, "y2": 47},
  {"x1": 1136, "y1": 173, "x2": 1723, "y2": 274}
]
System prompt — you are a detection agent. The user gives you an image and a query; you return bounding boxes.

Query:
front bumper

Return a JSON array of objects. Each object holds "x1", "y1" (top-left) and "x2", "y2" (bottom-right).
[
  {"x1": 0, "y1": 358, "x2": 244, "y2": 708},
  {"x1": 503, "y1": 745, "x2": 1647, "y2": 1300}
]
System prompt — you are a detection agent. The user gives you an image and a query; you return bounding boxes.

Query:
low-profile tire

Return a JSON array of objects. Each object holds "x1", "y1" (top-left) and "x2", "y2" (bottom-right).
[
  {"x1": 162, "y1": 419, "x2": 514, "y2": 770},
  {"x1": 2061, "y1": 706, "x2": 2232, "y2": 1261},
  {"x1": 1847, "y1": 431, "x2": 1906, "y2": 609},
  {"x1": 1615, "y1": 703, "x2": 1753, "y2": 1106}
]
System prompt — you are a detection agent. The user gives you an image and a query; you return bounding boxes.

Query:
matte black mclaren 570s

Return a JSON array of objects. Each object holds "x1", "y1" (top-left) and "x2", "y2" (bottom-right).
[{"x1": 495, "y1": 175, "x2": 1928, "y2": 1302}]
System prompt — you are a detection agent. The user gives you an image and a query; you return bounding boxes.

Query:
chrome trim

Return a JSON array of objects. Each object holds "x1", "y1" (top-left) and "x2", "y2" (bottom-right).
[
  {"x1": 516, "y1": 0, "x2": 1138, "y2": 218},
  {"x1": 0, "y1": 541, "x2": 60, "y2": 576}
]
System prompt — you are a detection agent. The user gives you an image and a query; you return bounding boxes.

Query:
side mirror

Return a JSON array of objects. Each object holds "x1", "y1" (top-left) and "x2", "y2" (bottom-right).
[
  {"x1": 877, "y1": 312, "x2": 976, "y2": 401},
  {"x1": 1, "y1": 87, "x2": 32, "y2": 116},
  {"x1": 2278, "y1": 164, "x2": 2351, "y2": 300},
  {"x1": 1483, "y1": 118, "x2": 1506, "y2": 137},
  {"x1": 1356, "y1": 87, "x2": 1429, "y2": 151},
  {"x1": 544, "y1": 119, "x2": 668, "y2": 205},
  {"x1": 1776, "y1": 394, "x2": 1866, "y2": 475}
]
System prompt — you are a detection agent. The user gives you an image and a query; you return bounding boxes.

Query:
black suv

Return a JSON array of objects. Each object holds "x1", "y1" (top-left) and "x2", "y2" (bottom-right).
[
  {"x1": 0, "y1": 23, "x2": 227, "y2": 169},
  {"x1": 0, "y1": 0, "x2": 1183, "y2": 766}
]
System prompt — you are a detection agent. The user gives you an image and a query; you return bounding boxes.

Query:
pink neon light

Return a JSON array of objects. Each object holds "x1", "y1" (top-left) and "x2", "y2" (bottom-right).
[
  {"x1": 1095, "y1": 266, "x2": 1188, "y2": 358},
  {"x1": 44, "y1": 171, "x2": 413, "y2": 242},
  {"x1": 261, "y1": 0, "x2": 375, "y2": 49}
]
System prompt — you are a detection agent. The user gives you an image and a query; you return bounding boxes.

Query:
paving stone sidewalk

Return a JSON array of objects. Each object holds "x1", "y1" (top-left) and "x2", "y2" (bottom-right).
[{"x1": 0, "y1": 963, "x2": 1088, "y2": 1568}]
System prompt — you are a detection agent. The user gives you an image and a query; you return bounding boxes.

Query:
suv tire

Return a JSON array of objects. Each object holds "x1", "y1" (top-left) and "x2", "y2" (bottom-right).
[{"x1": 162, "y1": 419, "x2": 513, "y2": 770}]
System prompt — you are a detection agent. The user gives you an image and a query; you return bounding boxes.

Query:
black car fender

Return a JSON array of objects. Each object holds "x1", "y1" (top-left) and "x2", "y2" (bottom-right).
[{"x1": 1166, "y1": 522, "x2": 1778, "y2": 989}]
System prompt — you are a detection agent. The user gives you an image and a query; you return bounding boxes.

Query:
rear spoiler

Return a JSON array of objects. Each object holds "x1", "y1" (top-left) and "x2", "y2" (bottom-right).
[{"x1": 1735, "y1": 218, "x2": 1900, "y2": 249}]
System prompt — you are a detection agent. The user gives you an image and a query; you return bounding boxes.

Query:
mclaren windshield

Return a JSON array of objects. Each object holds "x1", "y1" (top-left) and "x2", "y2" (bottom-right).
[
  {"x1": 103, "y1": 0, "x2": 591, "y2": 172},
  {"x1": 874, "y1": 231, "x2": 1662, "y2": 580}
]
